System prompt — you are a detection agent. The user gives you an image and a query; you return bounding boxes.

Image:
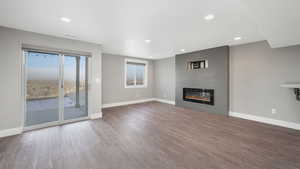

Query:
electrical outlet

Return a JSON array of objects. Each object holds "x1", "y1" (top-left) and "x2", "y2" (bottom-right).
[{"x1": 271, "y1": 108, "x2": 277, "y2": 114}]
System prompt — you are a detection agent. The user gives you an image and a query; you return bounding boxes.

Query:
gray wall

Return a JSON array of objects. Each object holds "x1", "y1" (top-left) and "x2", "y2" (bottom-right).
[
  {"x1": 0, "y1": 26, "x2": 102, "y2": 131},
  {"x1": 230, "y1": 41, "x2": 300, "y2": 123},
  {"x1": 102, "y1": 53, "x2": 154, "y2": 104},
  {"x1": 175, "y1": 46, "x2": 229, "y2": 115},
  {"x1": 153, "y1": 57, "x2": 175, "y2": 101}
]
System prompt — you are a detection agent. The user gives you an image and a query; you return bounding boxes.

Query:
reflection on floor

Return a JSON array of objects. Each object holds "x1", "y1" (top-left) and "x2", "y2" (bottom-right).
[{"x1": 26, "y1": 96, "x2": 87, "y2": 126}]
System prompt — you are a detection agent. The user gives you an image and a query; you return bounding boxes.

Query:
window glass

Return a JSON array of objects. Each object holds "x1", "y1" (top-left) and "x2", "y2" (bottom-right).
[
  {"x1": 136, "y1": 64, "x2": 145, "y2": 85},
  {"x1": 125, "y1": 60, "x2": 147, "y2": 87},
  {"x1": 126, "y1": 63, "x2": 136, "y2": 86}
]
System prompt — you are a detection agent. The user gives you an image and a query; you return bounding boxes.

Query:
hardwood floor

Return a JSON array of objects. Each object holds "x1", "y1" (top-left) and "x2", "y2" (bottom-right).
[{"x1": 1, "y1": 101, "x2": 300, "y2": 169}]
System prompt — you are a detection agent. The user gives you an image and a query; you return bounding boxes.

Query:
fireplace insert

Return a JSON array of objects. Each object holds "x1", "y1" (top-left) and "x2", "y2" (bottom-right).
[{"x1": 183, "y1": 88, "x2": 214, "y2": 105}]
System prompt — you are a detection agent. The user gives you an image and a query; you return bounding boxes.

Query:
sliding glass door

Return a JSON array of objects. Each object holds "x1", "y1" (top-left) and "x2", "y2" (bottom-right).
[
  {"x1": 24, "y1": 51, "x2": 88, "y2": 128},
  {"x1": 25, "y1": 52, "x2": 60, "y2": 126},
  {"x1": 63, "y1": 55, "x2": 88, "y2": 120}
]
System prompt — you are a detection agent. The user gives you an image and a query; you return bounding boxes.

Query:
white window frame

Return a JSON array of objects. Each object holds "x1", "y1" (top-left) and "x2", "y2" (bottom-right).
[{"x1": 124, "y1": 58, "x2": 148, "y2": 88}]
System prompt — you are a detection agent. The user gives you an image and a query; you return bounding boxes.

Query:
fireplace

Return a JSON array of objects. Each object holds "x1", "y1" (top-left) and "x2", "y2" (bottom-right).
[{"x1": 183, "y1": 88, "x2": 214, "y2": 105}]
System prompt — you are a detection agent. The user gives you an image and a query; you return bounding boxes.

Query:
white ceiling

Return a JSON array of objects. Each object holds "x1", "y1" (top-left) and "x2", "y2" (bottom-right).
[{"x1": 0, "y1": 0, "x2": 299, "y2": 59}]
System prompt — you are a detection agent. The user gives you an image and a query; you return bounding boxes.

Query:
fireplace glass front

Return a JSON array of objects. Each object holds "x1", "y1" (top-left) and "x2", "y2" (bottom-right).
[{"x1": 183, "y1": 88, "x2": 214, "y2": 105}]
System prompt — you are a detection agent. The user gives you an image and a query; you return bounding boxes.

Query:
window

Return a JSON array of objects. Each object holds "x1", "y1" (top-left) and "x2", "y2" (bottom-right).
[{"x1": 125, "y1": 59, "x2": 148, "y2": 88}]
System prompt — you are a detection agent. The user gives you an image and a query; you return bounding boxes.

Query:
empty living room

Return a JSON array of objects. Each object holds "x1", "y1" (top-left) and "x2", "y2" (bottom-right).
[{"x1": 1, "y1": 0, "x2": 300, "y2": 169}]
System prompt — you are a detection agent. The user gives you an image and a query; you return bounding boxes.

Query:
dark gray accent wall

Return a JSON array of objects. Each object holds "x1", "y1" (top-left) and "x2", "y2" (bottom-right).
[{"x1": 175, "y1": 46, "x2": 229, "y2": 115}]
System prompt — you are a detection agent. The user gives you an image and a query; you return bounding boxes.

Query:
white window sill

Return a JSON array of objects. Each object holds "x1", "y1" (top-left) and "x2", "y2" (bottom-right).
[{"x1": 125, "y1": 85, "x2": 147, "y2": 89}]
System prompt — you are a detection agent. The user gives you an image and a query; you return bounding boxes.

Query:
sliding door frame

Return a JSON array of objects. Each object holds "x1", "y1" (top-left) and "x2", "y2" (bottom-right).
[
  {"x1": 22, "y1": 49, "x2": 91, "y2": 131},
  {"x1": 61, "y1": 54, "x2": 89, "y2": 123}
]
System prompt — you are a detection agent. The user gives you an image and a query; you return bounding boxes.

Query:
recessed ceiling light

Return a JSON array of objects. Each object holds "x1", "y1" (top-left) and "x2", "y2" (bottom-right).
[
  {"x1": 234, "y1": 37, "x2": 242, "y2": 41},
  {"x1": 180, "y1": 49, "x2": 185, "y2": 52},
  {"x1": 149, "y1": 56, "x2": 153, "y2": 58},
  {"x1": 60, "y1": 17, "x2": 71, "y2": 23},
  {"x1": 145, "y1": 40, "x2": 151, "y2": 43},
  {"x1": 204, "y1": 14, "x2": 215, "y2": 21}
]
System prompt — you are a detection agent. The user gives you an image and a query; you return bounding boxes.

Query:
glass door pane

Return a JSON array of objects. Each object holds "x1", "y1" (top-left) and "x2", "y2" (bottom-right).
[
  {"x1": 25, "y1": 52, "x2": 60, "y2": 126},
  {"x1": 63, "y1": 55, "x2": 88, "y2": 120}
]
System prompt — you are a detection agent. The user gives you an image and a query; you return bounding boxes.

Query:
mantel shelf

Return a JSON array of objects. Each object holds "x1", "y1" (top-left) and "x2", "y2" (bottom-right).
[{"x1": 280, "y1": 83, "x2": 300, "y2": 88}]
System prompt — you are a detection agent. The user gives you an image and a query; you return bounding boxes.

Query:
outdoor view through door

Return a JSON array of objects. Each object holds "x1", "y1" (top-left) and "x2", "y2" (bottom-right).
[
  {"x1": 25, "y1": 52, "x2": 60, "y2": 126},
  {"x1": 63, "y1": 55, "x2": 88, "y2": 120},
  {"x1": 25, "y1": 51, "x2": 88, "y2": 127}
]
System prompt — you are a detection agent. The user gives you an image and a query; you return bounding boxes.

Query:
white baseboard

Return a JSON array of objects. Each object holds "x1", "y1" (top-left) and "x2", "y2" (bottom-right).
[
  {"x1": 155, "y1": 98, "x2": 175, "y2": 105},
  {"x1": 102, "y1": 98, "x2": 155, "y2": 108},
  {"x1": 102, "y1": 98, "x2": 176, "y2": 108},
  {"x1": 90, "y1": 112, "x2": 102, "y2": 119},
  {"x1": 229, "y1": 112, "x2": 300, "y2": 130},
  {"x1": 0, "y1": 127, "x2": 23, "y2": 138}
]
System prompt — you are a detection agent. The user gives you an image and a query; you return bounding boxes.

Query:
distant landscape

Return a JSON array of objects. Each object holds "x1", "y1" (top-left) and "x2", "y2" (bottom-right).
[{"x1": 27, "y1": 80, "x2": 86, "y2": 100}]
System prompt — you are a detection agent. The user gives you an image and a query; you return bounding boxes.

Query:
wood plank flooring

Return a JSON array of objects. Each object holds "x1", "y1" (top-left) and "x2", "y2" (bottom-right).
[{"x1": 0, "y1": 101, "x2": 300, "y2": 169}]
